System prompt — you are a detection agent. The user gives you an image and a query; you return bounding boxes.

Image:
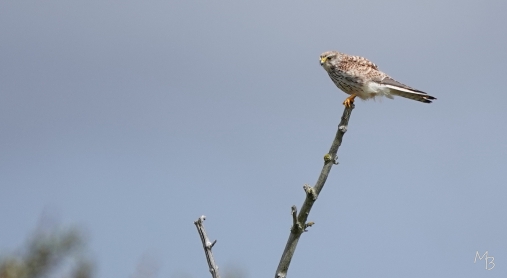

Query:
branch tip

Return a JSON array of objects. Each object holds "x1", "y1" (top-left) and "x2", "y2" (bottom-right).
[
  {"x1": 291, "y1": 206, "x2": 297, "y2": 224},
  {"x1": 210, "y1": 239, "x2": 217, "y2": 248},
  {"x1": 194, "y1": 215, "x2": 206, "y2": 225},
  {"x1": 291, "y1": 205, "x2": 297, "y2": 212},
  {"x1": 304, "y1": 221, "x2": 315, "y2": 231},
  {"x1": 290, "y1": 206, "x2": 303, "y2": 233}
]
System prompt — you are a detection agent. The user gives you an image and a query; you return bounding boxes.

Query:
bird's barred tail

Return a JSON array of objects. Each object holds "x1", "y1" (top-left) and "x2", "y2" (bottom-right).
[
  {"x1": 389, "y1": 88, "x2": 436, "y2": 103},
  {"x1": 381, "y1": 77, "x2": 436, "y2": 104}
]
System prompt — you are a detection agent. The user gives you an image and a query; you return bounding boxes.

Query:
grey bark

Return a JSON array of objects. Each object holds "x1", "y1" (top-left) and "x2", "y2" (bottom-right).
[
  {"x1": 274, "y1": 104, "x2": 354, "y2": 278},
  {"x1": 194, "y1": 215, "x2": 221, "y2": 278}
]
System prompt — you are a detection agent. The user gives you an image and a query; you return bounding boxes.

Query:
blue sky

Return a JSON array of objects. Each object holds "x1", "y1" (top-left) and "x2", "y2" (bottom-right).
[{"x1": 1, "y1": 1, "x2": 506, "y2": 277}]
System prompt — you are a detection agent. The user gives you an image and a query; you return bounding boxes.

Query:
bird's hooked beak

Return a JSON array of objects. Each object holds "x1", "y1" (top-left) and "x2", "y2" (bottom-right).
[{"x1": 319, "y1": 56, "x2": 327, "y2": 66}]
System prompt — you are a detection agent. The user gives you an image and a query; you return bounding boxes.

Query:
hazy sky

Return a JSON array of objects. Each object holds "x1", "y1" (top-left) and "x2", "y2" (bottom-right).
[{"x1": 1, "y1": 1, "x2": 506, "y2": 277}]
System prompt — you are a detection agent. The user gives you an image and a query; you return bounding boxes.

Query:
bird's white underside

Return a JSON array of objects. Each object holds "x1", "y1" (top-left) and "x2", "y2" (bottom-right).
[{"x1": 366, "y1": 82, "x2": 394, "y2": 99}]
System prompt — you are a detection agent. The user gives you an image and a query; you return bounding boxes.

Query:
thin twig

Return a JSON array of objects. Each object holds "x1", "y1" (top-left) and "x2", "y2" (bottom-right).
[
  {"x1": 194, "y1": 215, "x2": 221, "y2": 278},
  {"x1": 274, "y1": 104, "x2": 355, "y2": 278}
]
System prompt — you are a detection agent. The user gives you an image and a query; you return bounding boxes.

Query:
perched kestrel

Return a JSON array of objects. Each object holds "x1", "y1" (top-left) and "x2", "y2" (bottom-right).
[{"x1": 320, "y1": 51, "x2": 436, "y2": 107}]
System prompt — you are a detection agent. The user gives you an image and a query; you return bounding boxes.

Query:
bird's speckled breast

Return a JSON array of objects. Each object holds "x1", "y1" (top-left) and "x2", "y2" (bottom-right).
[{"x1": 327, "y1": 67, "x2": 367, "y2": 97}]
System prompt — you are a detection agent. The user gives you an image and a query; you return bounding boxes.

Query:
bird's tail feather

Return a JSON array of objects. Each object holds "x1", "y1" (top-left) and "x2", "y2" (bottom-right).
[
  {"x1": 386, "y1": 85, "x2": 436, "y2": 104},
  {"x1": 380, "y1": 77, "x2": 436, "y2": 103}
]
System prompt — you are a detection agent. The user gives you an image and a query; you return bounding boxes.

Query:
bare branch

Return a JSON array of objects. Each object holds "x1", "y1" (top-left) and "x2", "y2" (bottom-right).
[
  {"x1": 194, "y1": 215, "x2": 221, "y2": 278},
  {"x1": 275, "y1": 104, "x2": 355, "y2": 278}
]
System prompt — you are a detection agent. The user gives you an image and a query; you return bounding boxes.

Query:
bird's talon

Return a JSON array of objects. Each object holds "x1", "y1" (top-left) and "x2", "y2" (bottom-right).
[{"x1": 342, "y1": 95, "x2": 356, "y2": 108}]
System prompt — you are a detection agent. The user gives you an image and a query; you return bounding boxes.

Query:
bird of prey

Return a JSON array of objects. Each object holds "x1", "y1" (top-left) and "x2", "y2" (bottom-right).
[{"x1": 320, "y1": 51, "x2": 436, "y2": 107}]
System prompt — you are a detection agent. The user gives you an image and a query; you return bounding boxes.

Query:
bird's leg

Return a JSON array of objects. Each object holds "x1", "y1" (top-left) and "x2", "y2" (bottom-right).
[{"x1": 343, "y1": 94, "x2": 356, "y2": 108}]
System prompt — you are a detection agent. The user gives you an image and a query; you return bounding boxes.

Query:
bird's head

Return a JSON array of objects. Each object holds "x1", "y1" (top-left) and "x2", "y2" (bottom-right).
[{"x1": 319, "y1": 51, "x2": 340, "y2": 70}]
